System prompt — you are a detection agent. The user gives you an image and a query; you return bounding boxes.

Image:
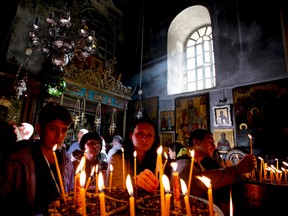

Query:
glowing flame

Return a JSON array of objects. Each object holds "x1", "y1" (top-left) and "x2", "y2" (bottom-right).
[
  {"x1": 133, "y1": 151, "x2": 137, "y2": 158},
  {"x1": 95, "y1": 164, "x2": 99, "y2": 173},
  {"x1": 110, "y1": 164, "x2": 113, "y2": 172},
  {"x1": 248, "y1": 134, "x2": 252, "y2": 139},
  {"x1": 164, "y1": 152, "x2": 168, "y2": 159},
  {"x1": 190, "y1": 150, "x2": 195, "y2": 157},
  {"x1": 126, "y1": 174, "x2": 133, "y2": 196},
  {"x1": 90, "y1": 166, "x2": 95, "y2": 177},
  {"x1": 121, "y1": 147, "x2": 124, "y2": 153},
  {"x1": 157, "y1": 145, "x2": 163, "y2": 155},
  {"x1": 162, "y1": 174, "x2": 170, "y2": 193},
  {"x1": 80, "y1": 170, "x2": 86, "y2": 188},
  {"x1": 98, "y1": 172, "x2": 104, "y2": 191},
  {"x1": 180, "y1": 178, "x2": 188, "y2": 195},
  {"x1": 75, "y1": 156, "x2": 85, "y2": 174},
  {"x1": 53, "y1": 144, "x2": 57, "y2": 151},
  {"x1": 171, "y1": 162, "x2": 178, "y2": 172},
  {"x1": 197, "y1": 176, "x2": 211, "y2": 188}
]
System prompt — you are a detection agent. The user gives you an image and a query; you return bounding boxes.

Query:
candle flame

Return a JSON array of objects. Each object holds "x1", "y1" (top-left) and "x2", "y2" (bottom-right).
[
  {"x1": 126, "y1": 174, "x2": 133, "y2": 196},
  {"x1": 258, "y1": 156, "x2": 263, "y2": 161},
  {"x1": 121, "y1": 147, "x2": 124, "y2": 152},
  {"x1": 283, "y1": 161, "x2": 288, "y2": 166},
  {"x1": 197, "y1": 175, "x2": 211, "y2": 188},
  {"x1": 52, "y1": 144, "x2": 57, "y2": 152},
  {"x1": 164, "y1": 152, "x2": 168, "y2": 159},
  {"x1": 171, "y1": 162, "x2": 178, "y2": 171},
  {"x1": 90, "y1": 166, "x2": 95, "y2": 177},
  {"x1": 162, "y1": 174, "x2": 170, "y2": 192},
  {"x1": 180, "y1": 178, "x2": 187, "y2": 195},
  {"x1": 95, "y1": 164, "x2": 99, "y2": 173},
  {"x1": 190, "y1": 150, "x2": 195, "y2": 157},
  {"x1": 133, "y1": 151, "x2": 137, "y2": 158},
  {"x1": 75, "y1": 156, "x2": 85, "y2": 174},
  {"x1": 230, "y1": 187, "x2": 233, "y2": 216},
  {"x1": 110, "y1": 164, "x2": 113, "y2": 172},
  {"x1": 80, "y1": 170, "x2": 86, "y2": 188},
  {"x1": 157, "y1": 145, "x2": 163, "y2": 154},
  {"x1": 98, "y1": 172, "x2": 104, "y2": 191},
  {"x1": 248, "y1": 134, "x2": 252, "y2": 139}
]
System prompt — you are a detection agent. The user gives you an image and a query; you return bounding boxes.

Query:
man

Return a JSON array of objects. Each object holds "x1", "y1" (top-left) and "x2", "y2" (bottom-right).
[
  {"x1": 0, "y1": 102, "x2": 74, "y2": 215},
  {"x1": 67, "y1": 128, "x2": 89, "y2": 160},
  {"x1": 17, "y1": 122, "x2": 34, "y2": 140},
  {"x1": 107, "y1": 135, "x2": 123, "y2": 162},
  {"x1": 175, "y1": 128, "x2": 256, "y2": 215}
]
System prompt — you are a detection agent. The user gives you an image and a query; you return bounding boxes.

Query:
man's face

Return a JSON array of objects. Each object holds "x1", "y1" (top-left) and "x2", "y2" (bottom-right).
[
  {"x1": 39, "y1": 119, "x2": 70, "y2": 150},
  {"x1": 187, "y1": 100, "x2": 194, "y2": 109},
  {"x1": 197, "y1": 134, "x2": 216, "y2": 158}
]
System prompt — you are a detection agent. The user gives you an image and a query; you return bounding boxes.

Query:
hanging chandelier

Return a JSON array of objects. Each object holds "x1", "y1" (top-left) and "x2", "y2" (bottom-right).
[
  {"x1": 109, "y1": 108, "x2": 117, "y2": 136},
  {"x1": 27, "y1": 8, "x2": 97, "y2": 71},
  {"x1": 94, "y1": 103, "x2": 101, "y2": 133}
]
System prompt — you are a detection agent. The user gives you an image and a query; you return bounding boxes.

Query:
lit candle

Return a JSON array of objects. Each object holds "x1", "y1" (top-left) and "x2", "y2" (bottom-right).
[
  {"x1": 180, "y1": 179, "x2": 191, "y2": 216},
  {"x1": 162, "y1": 174, "x2": 171, "y2": 216},
  {"x1": 188, "y1": 150, "x2": 195, "y2": 195},
  {"x1": 98, "y1": 172, "x2": 106, "y2": 216},
  {"x1": 109, "y1": 164, "x2": 113, "y2": 192},
  {"x1": 75, "y1": 156, "x2": 85, "y2": 202},
  {"x1": 258, "y1": 157, "x2": 263, "y2": 182},
  {"x1": 263, "y1": 163, "x2": 267, "y2": 180},
  {"x1": 197, "y1": 176, "x2": 214, "y2": 216},
  {"x1": 248, "y1": 134, "x2": 253, "y2": 154},
  {"x1": 126, "y1": 174, "x2": 135, "y2": 216},
  {"x1": 80, "y1": 170, "x2": 86, "y2": 216},
  {"x1": 171, "y1": 162, "x2": 180, "y2": 209},
  {"x1": 95, "y1": 164, "x2": 99, "y2": 194},
  {"x1": 85, "y1": 165, "x2": 95, "y2": 192},
  {"x1": 52, "y1": 145, "x2": 66, "y2": 202},
  {"x1": 229, "y1": 185, "x2": 233, "y2": 216},
  {"x1": 275, "y1": 158, "x2": 279, "y2": 181},
  {"x1": 121, "y1": 147, "x2": 126, "y2": 191},
  {"x1": 157, "y1": 146, "x2": 165, "y2": 216},
  {"x1": 133, "y1": 151, "x2": 137, "y2": 187},
  {"x1": 281, "y1": 167, "x2": 287, "y2": 183},
  {"x1": 163, "y1": 152, "x2": 168, "y2": 172},
  {"x1": 277, "y1": 170, "x2": 283, "y2": 184}
]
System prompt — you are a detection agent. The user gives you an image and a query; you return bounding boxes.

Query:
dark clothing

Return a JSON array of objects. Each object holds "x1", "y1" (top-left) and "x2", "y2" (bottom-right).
[{"x1": 0, "y1": 140, "x2": 74, "y2": 215}]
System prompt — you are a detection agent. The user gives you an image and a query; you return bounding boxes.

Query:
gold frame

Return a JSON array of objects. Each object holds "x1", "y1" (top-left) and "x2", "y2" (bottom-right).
[
  {"x1": 160, "y1": 110, "x2": 174, "y2": 131},
  {"x1": 161, "y1": 132, "x2": 175, "y2": 146},
  {"x1": 213, "y1": 128, "x2": 235, "y2": 149}
]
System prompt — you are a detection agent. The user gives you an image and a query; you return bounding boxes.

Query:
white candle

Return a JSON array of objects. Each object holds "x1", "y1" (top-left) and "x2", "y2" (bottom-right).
[
  {"x1": 162, "y1": 174, "x2": 171, "y2": 216},
  {"x1": 197, "y1": 176, "x2": 214, "y2": 216},
  {"x1": 52, "y1": 145, "x2": 66, "y2": 202},
  {"x1": 98, "y1": 172, "x2": 106, "y2": 216},
  {"x1": 109, "y1": 164, "x2": 113, "y2": 192},
  {"x1": 126, "y1": 174, "x2": 135, "y2": 216},
  {"x1": 180, "y1": 179, "x2": 191, "y2": 216},
  {"x1": 188, "y1": 150, "x2": 195, "y2": 195}
]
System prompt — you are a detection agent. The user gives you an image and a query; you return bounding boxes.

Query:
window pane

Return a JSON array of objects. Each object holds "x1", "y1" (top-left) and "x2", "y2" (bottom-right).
[
  {"x1": 188, "y1": 69, "x2": 196, "y2": 81},
  {"x1": 187, "y1": 47, "x2": 194, "y2": 58},
  {"x1": 196, "y1": 55, "x2": 203, "y2": 66},
  {"x1": 187, "y1": 58, "x2": 195, "y2": 70}
]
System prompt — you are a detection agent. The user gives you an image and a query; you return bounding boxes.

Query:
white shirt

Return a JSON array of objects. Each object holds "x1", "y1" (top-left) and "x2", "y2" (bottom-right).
[{"x1": 107, "y1": 144, "x2": 123, "y2": 162}]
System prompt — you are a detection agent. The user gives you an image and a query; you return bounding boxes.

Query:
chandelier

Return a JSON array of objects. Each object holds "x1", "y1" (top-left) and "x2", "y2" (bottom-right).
[
  {"x1": 94, "y1": 103, "x2": 102, "y2": 133},
  {"x1": 109, "y1": 108, "x2": 117, "y2": 136}
]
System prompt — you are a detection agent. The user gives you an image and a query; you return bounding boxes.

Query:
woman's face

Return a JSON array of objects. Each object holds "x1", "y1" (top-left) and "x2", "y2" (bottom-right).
[
  {"x1": 131, "y1": 122, "x2": 155, "y2": 152},
  {"x1": 84, "y1": 139, "x2": 101, "y2": 161},
  {"x1": 168, "y1": 148, "x2": 176, "y2": 159}
]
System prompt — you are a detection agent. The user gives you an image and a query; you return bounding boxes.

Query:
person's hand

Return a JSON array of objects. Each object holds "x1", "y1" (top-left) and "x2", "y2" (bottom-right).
[
  {"x1": 235, "y1": 154, "x2": 256, "y2": 174},
  {"x1": 136, "y1": 169, "x2": 159, "y2": 193}
]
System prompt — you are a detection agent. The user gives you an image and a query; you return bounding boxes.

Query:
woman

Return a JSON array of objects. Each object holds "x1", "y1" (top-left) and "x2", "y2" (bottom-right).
[
  {"x1": 72, "y1": 131, "x2": 107, "y2": 183},
  {"x1": 106, "y1": 118, "x2": 160, "y2": 193}
]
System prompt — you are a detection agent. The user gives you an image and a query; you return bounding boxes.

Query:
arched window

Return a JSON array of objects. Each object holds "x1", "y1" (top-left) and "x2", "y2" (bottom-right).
[{"x1": 167, "y1": 6, "x2": 215, "y2": 95}]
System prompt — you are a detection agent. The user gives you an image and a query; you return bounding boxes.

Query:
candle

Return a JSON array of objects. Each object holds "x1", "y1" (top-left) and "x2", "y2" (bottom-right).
[
  {"x1": 263, "y1": 163, "x2": 267, "y2": 180},
  {"x1": 188, "y1": 150, "x2": 195, "y2": 195},
  {"x1": 121, "y1": 147, "x2": 126, "y2": 191},
  {"x1": 171, "y1": 162, "x2": 180, "y2": 209},
  {"x1": 133, "y1": 151, "x2": 137, "y2": 187},
  {"x1": 52, "y1": 145, "x2": 66, "y2": 202},
  {"x1": 229, "y1": 185, "x2": 233, "y2": 216},
  {"x1": 180, "y1": 179, "x2": 191, "y2": 216},
  {"x1": 95, "y1": 164, "x2": 99, "y2": 194},
  {"x1": 80, "y1": 170, "x2": 86, "y2": 216},
  {"x1": 109, "y1": 164, "x2": 113, "y2": 192},
  {"x1": 275, "y1": 158, "x2": 279, "y2": 181},
  {"x1": 248, "y1": 134, "x2": 253, "y2": 154},
  {"x1": 163, "y1": 152, "x2": 168, "y2": 172},
  {"x1": 85, "y1": 165, "x2": 95, "y2": 192},
  {"x1": 258, "y1": 157, "x2": 263, "y2": 182},
  {"x1": 197, "y1": 176, "x2": 214, "y2": 216},
  {"x1": 98, "y1": 172, "x2": 106, "y2": 216},
  {"x1": 281, "y1": 167, "x2": 287, "y2": 183},
  {"x1": 126, "y1": 174, "x2": 135, "y2": 216},
  {"x1": 157, "y1": 146, "x2": 165, "y2": 216},
  {"x1": 162, "y1": 174, "x2": 171, "y2": 216},
  {"x1": 277, "y1": 170, "x2": 283, "y2": 184},
  {"x1": 75, "y1": 156, "x2": 85, "y2": 201}
]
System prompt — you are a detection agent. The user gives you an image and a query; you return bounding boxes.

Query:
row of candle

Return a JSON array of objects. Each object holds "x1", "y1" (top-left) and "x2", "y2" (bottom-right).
[{"x1": 53, "y1": 144, "x2": 215, "y2": 216}]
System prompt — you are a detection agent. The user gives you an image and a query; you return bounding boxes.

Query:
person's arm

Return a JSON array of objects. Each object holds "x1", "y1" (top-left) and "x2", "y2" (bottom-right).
[
  {"x1": 106, "y1": 153, "x2": 128, "y2": 187},
  {"x1": 136, "y1": 169, "x2": 159, "y2": 193}
]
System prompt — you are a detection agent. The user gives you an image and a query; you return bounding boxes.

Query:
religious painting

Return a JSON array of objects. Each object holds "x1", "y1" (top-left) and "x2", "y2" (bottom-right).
[
  {"x1": 213, "y1": 105, "x2": 232, "y2": 127},
  {"x1": 233, "y1": 78, "x2": 288, "y2": 156},
  {"x1": 160, "y1": 110, "x2": 174, "y2": 131},
  {"x1": 213, "y1": 129, "x2": 235, "y2": 150},
  {"x1": 175, "y1": 94, "x2": 209, "y2": 146},
  {"x1": 161, "y1": 132, "x2": 175, "y2": 146}
]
